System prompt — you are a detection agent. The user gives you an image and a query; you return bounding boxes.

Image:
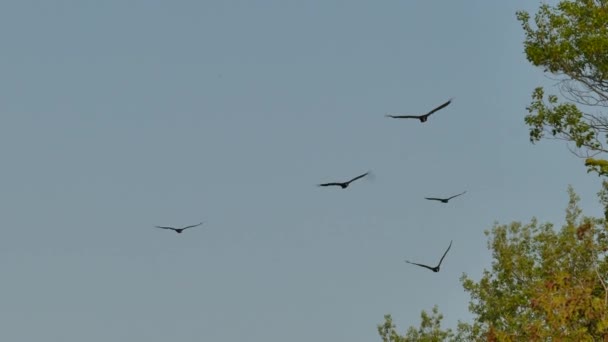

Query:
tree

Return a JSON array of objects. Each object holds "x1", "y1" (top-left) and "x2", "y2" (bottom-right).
[
  {"x1": 379, "y1": 186, "x2": 608, "y2": 341},
  {"x1": 516, "y1": 0, "x2": 608, "y2": 176},
  {"x1": 377, "y1": 307, "x2": 456, "y2": 342}
]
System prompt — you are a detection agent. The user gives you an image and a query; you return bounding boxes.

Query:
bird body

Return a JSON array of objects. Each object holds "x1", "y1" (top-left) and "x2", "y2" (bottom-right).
[
  {"x1": 386, "y1": 98, "x2": 453, "y2": 122},
  {"x1": 405, "y1": 240, "x2": 453, "y2": 273},
  {"x1": 155, "y1": 222, "x2": 204, "y2": 234},
  {"x1": 425, "y1": 191, "x2": 467, "y2": 203},
  {"x1": 318, "y1": 171, "x2": 370, "y2": 189}
]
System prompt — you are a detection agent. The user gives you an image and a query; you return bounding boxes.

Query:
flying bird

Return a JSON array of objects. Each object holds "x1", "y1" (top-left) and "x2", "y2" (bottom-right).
[
  {"x1": 155, "y1": 222, "x2": 204, "y2": 234},
  {"x1": 425, "y1": 191, "x2": 467, "y2": 203},
  {"x1": 385, "y1": 98, "x2": 453, "y2": 122},
  {"x1": 318, "y1": 171, "x2": 370, "y2": 189},
  {"x1": 405, "y1": 240, "x2": 453, "y2": 273}
]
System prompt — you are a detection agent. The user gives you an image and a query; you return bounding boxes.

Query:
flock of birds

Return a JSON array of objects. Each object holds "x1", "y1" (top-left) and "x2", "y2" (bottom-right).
[{"x1": 154, "y1": 98, "x2": 462, "y2": 274}]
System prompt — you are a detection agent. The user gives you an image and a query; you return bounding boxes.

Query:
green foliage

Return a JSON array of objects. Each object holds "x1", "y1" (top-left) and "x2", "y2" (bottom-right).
[
  {"x1": 516, "y1": 0, "x2": 608, "y2": 175},
  {"x1": 585, "y1": 157, "x2": 608, "y2": 177},
  {"x1": 378, "y1": 314, "x2": 406, "y2": 342},
  {"x1": 524, "y1": 87, "x2": 599, "y2": 151},
  {"x1": 516, "y1": 1, "x2": 608, "y2": 78},
  {"x1": 459, "y1": 186, "x2": 608, "y2": 341},
  {"x1": 377, "y1": 307, "x2": 458, "y2": 342},
  {"x1": 379, "y1": 186, "x2": 608, "y2": 341}
]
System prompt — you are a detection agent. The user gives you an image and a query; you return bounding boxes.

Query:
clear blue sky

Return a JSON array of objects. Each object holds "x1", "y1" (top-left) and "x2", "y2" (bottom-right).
[{"x1": 0, "y1": 1, "x2": 603, "y2": 341}]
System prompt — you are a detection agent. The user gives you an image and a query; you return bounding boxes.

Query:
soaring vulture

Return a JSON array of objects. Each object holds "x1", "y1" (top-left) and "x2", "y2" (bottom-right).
[
  {"x1": 318, "y1": 172, "x2": 370, "y2": 189},
  {"x1": 405, "y1": 240, "x2": 453, "y2": 273},
  {"x1": 425, "y1": 191, "x2": 467, "y2": 203},
  {"x1": 386, "y1": 98, "x2": 453, "y2": 122},
  {"x1": 155, "y1": 222, "x2": 204, "y2": 234}
]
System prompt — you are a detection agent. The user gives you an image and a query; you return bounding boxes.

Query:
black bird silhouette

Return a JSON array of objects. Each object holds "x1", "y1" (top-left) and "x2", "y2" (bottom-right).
[
  {"x1": 405, "y1": 240, "x2": 452, "y2": 273},
  {"x1": 155, "y1": 222, "x2": 204, "y2": 234},
  {"x1": 385, "y1": 98, "x2": 453, "y2": 122},
  {"x1": 318, "y1": 172, "x2": 370, "y2": 189},
  {"x1": 425, "y1": 191, "x2": 467, "y2": 203}
]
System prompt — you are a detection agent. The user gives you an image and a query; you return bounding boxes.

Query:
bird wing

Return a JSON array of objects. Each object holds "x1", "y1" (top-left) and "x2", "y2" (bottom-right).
[
  {"x1": 385, "y1": 114, "x2": 422, "y2": 119},
  {"x1": 155, "y1": 226, "x2": 176, "y2": 230},
  {"x1": 347, "y1": 172, "x2": 370, "y2": 184},
  {"x1": 318, "y1": 182, "x2": 343, "y2": 187},
  {"x1": 447, "y1": 191, "x2": 467, "y2": 200},
  {"x1": 425, "y1": 197, "x2": 444, "y2": 201},
  {"x1": 437, "y1": 240, "x2": 453, "y2": 267},
  {"x1": 405, "y1": 260, "x2": 436, "y2": 271},
  {"x1": 182, "y1": 222, "x2": 204, "y2": 230},
  {"x1": 425, "y1": 98, "x2": 453, "y2": 116}
]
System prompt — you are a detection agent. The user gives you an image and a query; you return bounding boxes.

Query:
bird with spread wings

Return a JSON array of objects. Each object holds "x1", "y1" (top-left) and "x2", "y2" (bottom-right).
[
  {"x1": 405, "y1": 240, "x2": 453, "y2": 273},
  {"x1": 318, "y1": 171, "x2": 370, "y2": 189},
  {"x1": 154, "y1": 222, "x2": 204, "y2": 234},
  {"x1": 386, "y1": 98, "x2": 453, "y2": 122},
  {"x1": 425, "y1": 191, "x2": 467, "y2": 203}
]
